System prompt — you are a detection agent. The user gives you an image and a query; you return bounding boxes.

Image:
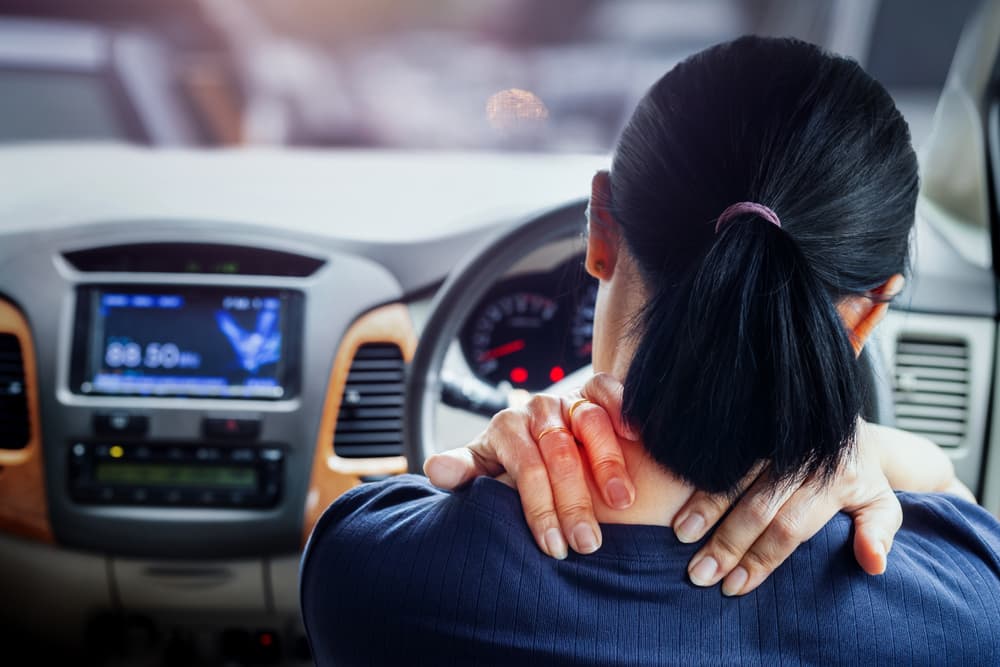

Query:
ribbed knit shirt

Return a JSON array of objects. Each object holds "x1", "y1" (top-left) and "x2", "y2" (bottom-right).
[{"x1": 300, "y1": 474, "x2": 1000, "y2": 666}]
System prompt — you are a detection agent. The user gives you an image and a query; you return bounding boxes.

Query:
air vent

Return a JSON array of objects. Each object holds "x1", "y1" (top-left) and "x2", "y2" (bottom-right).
[
  {"x1": 333, "y1": 343, "x2": 405, "y2": 458},
  {"x1": 0, "y1": 334, "x2": 30, "y2": 450},
  {"x1": 893, "y1": 335, "x2": 969, "y2": 448}
]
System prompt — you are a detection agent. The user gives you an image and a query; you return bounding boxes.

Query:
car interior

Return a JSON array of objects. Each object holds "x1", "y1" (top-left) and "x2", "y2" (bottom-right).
[{"x1": 0, "y1": 1, "x2": 997, "y2": 665}]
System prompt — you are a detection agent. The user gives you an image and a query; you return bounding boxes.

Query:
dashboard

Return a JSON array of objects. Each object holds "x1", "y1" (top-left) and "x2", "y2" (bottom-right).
[{"x1": 0, "y1": 144, "x2": 994, "y2": 663}]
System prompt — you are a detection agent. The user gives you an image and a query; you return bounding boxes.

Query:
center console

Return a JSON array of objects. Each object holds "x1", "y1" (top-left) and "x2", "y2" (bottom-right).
[
  {"x1": 63, "y1": 285, "x2": 301, "y2": 511},
  {"x1": 0, "y1": 229, "x2": 410, "y2": 559}
]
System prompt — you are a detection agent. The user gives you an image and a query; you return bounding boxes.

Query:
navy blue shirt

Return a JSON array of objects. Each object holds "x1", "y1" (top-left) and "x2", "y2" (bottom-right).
[{"x1": 300, "y1": 475, "x2": 1000, "y2": 666}]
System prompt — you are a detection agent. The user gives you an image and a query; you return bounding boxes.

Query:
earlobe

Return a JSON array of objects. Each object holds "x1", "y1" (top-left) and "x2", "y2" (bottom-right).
[{"x1": 839, "y1": 274, "x2": 905, "y2": 356}]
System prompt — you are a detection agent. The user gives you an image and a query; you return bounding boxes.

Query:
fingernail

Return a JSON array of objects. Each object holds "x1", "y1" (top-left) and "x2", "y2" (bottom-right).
[
  {"x1": 424, "y1": 456, "x2": 458, "y2": 487},
  {"x1": 689, "y1": 556, "x2": 718, "y2": 586},
  {"x1": 544, "y1": 528, "x2": 568, "y2": 560},
  {"x1": 722, "y1": 566, "x2": 748, "y2": 596},
  {"x1": 572, "y1": 523, "x2": 600, "y2": 554},
  {"x1": 606, "y1": 478, "x2": 633, "y2": 509},
  {"x1": 873, "y1": 540, "x2": 887, "y2": 573},
  {"x1": 675, "y1": 513, "x2": 706, "y2": 543}
]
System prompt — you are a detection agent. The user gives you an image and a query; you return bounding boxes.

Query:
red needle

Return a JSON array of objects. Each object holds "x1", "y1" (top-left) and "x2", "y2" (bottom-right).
[{"x1": 478, "y1": 339, "x2": 526, "y2": 361}]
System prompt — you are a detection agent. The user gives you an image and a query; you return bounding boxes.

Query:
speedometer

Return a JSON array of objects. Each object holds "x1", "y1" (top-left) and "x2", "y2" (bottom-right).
[{"x1": 465, "y1": 291, "x2": 567, "y2": 391}]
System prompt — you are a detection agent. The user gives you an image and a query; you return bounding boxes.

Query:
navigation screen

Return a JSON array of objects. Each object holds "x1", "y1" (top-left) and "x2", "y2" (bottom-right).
[{"x1": 72, "y1": 287, "x2": 302, "y2": 399}]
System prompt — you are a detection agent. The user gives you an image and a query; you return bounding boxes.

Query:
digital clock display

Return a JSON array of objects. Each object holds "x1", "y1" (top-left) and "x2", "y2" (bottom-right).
[{"x1": 72, "y1": 286, "x2": 302, "y2": 399}]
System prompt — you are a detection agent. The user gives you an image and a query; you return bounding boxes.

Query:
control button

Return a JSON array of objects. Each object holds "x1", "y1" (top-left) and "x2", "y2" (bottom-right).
[
  {"x1": 204, "y1": 418, "x2": 261, "y2": 440},
  {"x1": 94, "y1": 413, "x2": 149, "y2": 436},
  {"x1": 230, "y1": 448, "x2": 255, "y2": 462},
  {"x1": 99, "y1": 487, "x2": 115, "y2": 502},
  {"x1": 131, "y1": 488, "x2": 148, "y2": 503},
  {"x1": 72, "y1": 443, "x2": 87, "y2": 458},
  {"x1": 260, "y1": 448, "x2": 283, "y2": 462},
  {"x1": 135, "y1": 446, "x2": 152, "y2": 460},
  {"x1": 165, "y1": 490, "x2": 182, "y2": 504},
  {"x1": 195, "y1": 447, "x2": 221, "y2": 461},
  {"x1": 199, "y1": 491, "x2": 217, "y2": 505}
]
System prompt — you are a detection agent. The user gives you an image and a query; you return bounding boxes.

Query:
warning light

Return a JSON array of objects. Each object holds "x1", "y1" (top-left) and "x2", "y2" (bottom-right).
[
  {"x1": 109, "y1": 445, "x2": 124, "y2": 459},
  {"x1": 259, "y1": 633, "x2": 273, "y2": 647},
  {"x1": 549, "y1": 366, "x2": 565, "y2": 383},
  {"x1": 510, "y1": 367, "x2": 529, "y2": 384}
]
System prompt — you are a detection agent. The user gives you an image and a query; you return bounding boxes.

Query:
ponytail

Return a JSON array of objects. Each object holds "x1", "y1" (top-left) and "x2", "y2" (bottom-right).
[
  {"x1": 611, "y1": 36, "x2": 917, "y2": 496},
  {"x1": 621, "y1": 215, "x2": 862, "y2": 494}
]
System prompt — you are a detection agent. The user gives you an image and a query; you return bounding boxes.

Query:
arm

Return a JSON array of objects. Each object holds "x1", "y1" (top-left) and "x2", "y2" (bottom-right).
[{"x1": 863, "y1": 420, "x2": 976, "y2": 501}]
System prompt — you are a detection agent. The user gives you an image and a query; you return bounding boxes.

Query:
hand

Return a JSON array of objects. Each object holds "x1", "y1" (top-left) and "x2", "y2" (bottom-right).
[
  {"x1": 424, "y1": 373, "x2": 638, "y2": 558},
  {"x1": 676, "y1": 439, "x2": 901, "y2": 596},
  {"x1": 425, "y1": 373, "x2": 903, "y2": 595}
]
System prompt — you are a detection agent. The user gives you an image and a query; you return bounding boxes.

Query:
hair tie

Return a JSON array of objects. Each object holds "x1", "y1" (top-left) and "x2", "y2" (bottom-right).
[{"x1": 714, "y1": 202, "x2": 782, "y2": 233}]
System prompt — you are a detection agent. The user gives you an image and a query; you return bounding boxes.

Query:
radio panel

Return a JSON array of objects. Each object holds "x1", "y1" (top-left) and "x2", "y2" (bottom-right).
[{"x1": 69, "y1": 441, "x2": 284, "y2": 509}]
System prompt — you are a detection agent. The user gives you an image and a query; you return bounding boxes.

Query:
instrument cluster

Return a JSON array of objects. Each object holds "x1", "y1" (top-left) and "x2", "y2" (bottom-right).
[{"x1": 459, "y1": 255, "x2": 596, "y2": 391}]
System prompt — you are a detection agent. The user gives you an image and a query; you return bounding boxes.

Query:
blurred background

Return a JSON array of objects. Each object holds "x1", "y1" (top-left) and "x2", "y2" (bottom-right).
[{"x1": 0, "y1": 0, "x2": 982, "y2": 153}]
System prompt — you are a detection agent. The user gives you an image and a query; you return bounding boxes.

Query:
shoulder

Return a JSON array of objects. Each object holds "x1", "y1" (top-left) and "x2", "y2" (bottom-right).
[
  {"x1": 302, "y1": 474, "x2": 447, "y2": 568},
  {"x1": 896, "y1": 491, "x2": 1000, "y2": 566},
  {"x1": 299, "y1": 475, "x2": 525, "y2": 665}
]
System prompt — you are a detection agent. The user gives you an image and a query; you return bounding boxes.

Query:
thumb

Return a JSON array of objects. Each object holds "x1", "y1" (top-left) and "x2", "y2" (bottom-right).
[
  {"x1": 424, "y1": 445, "x2": 503, "y2": 490},
  {"x1": 850, "y1": 490, "x2": 902, "y2": 576}
]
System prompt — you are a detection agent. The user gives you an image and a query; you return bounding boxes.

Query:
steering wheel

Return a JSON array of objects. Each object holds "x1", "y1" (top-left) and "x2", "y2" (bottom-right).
[
  {"x1": 403, "y1": 200, "x2": 897, "y2": 473},
  {"x1": 404, "y1": 201, "x2": 588, "y2": 471}
]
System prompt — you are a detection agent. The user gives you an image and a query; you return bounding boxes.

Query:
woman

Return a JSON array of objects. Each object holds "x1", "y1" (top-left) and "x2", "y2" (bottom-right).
[{"x1": 302, "y1": 36, "x2": 1000, "y2": 665}]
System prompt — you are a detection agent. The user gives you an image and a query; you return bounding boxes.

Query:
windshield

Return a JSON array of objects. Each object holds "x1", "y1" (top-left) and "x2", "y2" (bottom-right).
[{"x1": 0, "y1": 0, "x2": 981, "y2": 150}]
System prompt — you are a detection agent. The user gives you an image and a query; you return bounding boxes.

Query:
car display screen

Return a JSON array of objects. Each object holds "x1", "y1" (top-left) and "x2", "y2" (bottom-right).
[{"x1": 71, "y1": 286, "x2": 303, "y2": 399}]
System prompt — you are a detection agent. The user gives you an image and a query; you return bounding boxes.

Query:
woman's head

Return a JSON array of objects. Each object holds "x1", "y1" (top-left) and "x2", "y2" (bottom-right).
[{"x1": 585, "y1": 36, "x2": 918, "y2": 495}]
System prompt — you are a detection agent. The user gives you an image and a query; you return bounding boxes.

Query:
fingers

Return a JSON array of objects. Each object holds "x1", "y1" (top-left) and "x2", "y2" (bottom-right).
[
  {"x1": 684, "y1": 468, "x2": 797, "y2": 593},
  {"x1": 530, "y1": 396, "x2": 603, "y2": 555},
  {"x1": 718, "y1": 481, "x2": 839, "y2": 596},
  {"x1": 673, "y1": 462, "x2": 763, "y2": 544},
  {"x1": 437, "y1": 409, "x2": 570, "y2": 560},
  {"x1": 424, "y1": 443, "x2": 503, "y2": 490},
  {"x1": 577, "y1": 372, "x2": 640, "y2": 441},
  {"x1": 490, "y1": 408, "x2": 571, "y2": 560},
  {"x1": 562, "y1": 394, "x2": 635, "y2": 510},
  {"x1": 848, "y1": 485, "x2": 903, "y2": 576}
]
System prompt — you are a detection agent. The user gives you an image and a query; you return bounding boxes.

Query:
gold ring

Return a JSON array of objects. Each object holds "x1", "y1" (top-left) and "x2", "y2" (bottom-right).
[
  {"x1": 535, "y1": 425, "x2": 572, "y2": 442},
  {"x1": 568, "y1": 398, "x2": 591, "y2": 421}
]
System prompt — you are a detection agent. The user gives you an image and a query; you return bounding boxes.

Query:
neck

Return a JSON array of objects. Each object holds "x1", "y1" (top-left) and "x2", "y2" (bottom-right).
[
  {"x1": 589, "y1": 264, "x2": 695, "y2": 526},
  {"x1": 585, "y1": 438, "x2": 696, "y2": 527}
]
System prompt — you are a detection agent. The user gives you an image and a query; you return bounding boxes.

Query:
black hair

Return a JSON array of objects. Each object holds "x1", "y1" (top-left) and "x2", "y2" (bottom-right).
[{"x1": 612, "y1": 36, "x2": 919, "y2": 495}]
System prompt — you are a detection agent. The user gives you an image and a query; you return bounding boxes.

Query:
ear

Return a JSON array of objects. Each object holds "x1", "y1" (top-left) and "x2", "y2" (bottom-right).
[
  {"x1": 837, "y1": 274, "x2": 905, "y2": 356},
  {"x1": 586, "y1": 170, "x2": 620, "y2": 281}
]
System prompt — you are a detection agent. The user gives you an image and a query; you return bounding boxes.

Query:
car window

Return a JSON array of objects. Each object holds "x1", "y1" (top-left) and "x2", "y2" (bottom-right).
[{"x1": 866, "y1": 0, "x2": 981, "y2": 89}]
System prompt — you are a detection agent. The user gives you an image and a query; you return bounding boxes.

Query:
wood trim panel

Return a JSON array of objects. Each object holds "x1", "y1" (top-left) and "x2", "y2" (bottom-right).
[
  {"x1": 0, "y1": 299, "x2": 53, "y2": 543},
  {"x1": 302, "y1": 304, "x2": 416, "y2": 545}
]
